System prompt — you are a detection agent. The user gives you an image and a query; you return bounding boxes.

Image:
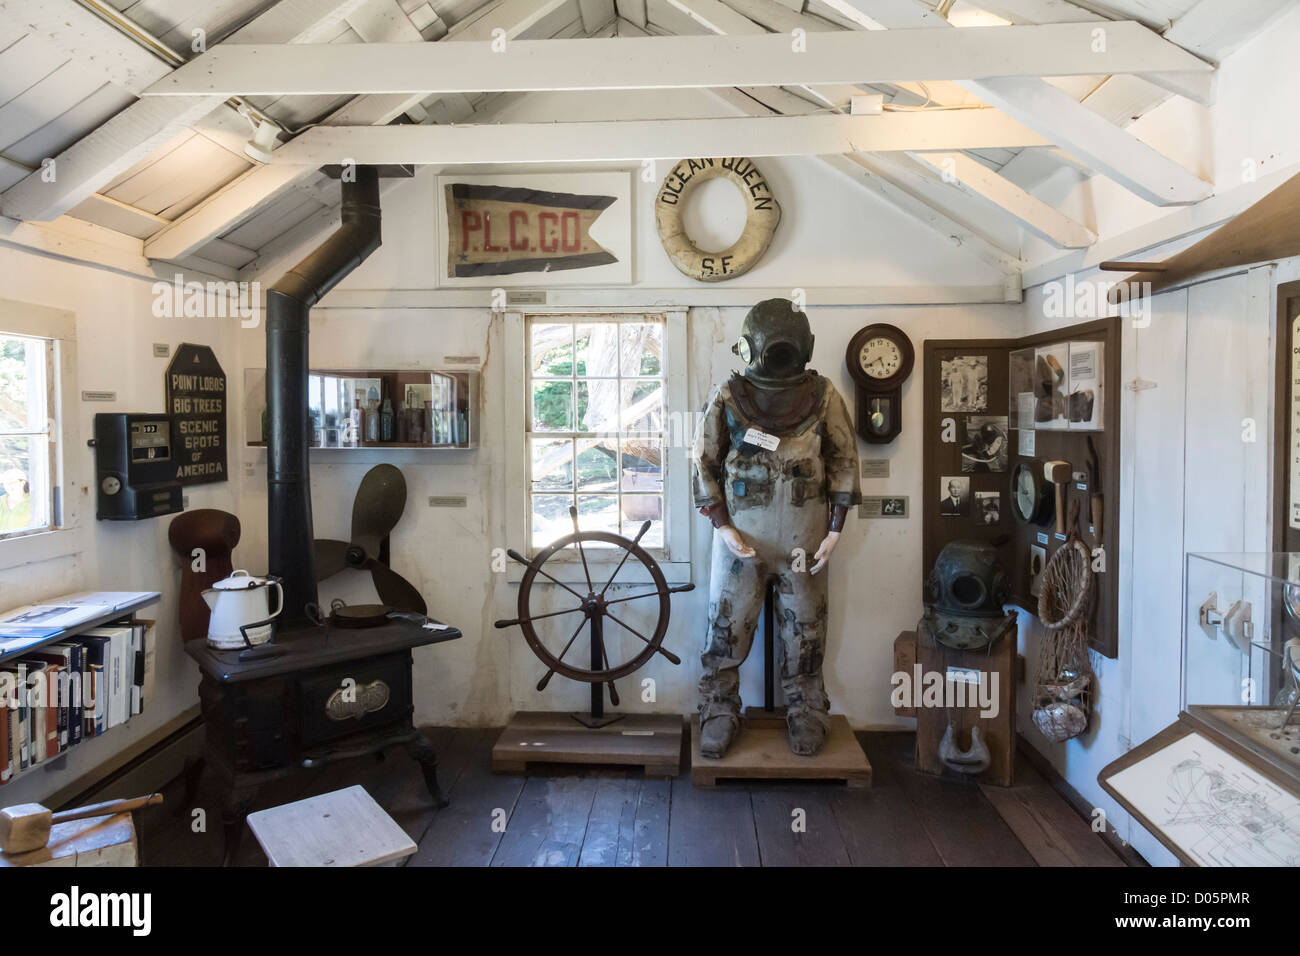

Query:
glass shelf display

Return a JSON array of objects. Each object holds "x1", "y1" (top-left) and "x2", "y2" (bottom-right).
[
  {"x1": 1183, "y1": 552, "x2": 1300, "y2": 785},
  {"x1": 244, "y1": 368, "x2": 479, "y2": 449}
]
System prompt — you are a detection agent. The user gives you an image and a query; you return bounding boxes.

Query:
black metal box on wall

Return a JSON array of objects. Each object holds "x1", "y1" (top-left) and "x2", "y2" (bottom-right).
[{"x1": 89, "y1": 412, "x2": 184, "y2": 520}]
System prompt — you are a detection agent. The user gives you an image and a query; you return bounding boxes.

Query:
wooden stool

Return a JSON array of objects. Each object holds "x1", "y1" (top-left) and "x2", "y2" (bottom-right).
[
  {"x1": 245, "y1": 785, "x2": 416, "y2": 867},
  {"x1": 0, "y1": 813, "x2": 138, "y2": 867}
]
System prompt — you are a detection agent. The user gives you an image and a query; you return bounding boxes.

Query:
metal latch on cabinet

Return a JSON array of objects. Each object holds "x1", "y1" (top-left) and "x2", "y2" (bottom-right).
[{"x1": 1199, "y1": 592, "x2": 1252, "y2": 651}]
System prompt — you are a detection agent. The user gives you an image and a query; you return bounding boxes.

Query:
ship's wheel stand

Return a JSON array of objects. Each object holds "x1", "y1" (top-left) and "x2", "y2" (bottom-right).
[{"x1": 491, "y1": 508, "x2": 692, "y2": 777}]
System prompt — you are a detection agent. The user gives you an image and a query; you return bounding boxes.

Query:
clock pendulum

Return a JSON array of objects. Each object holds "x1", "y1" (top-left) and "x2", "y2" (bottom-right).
[{"x1": 845, "y1": 324, "x2": 915, "y2": 444}]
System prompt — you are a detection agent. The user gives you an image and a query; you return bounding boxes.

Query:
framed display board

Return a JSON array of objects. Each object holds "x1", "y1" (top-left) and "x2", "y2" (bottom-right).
[
  {"x1": 1098, "y1": 711, "x2": 1300, "y2": 867},
  {"x1": 923, "y1": 317, "x2": 1121, "y2": 658}
]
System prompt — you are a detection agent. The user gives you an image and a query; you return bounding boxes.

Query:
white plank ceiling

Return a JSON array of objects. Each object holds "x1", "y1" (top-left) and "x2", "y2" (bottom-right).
[{"x1": 0, "y1": 0, "x2": 1290, "y2": 280}]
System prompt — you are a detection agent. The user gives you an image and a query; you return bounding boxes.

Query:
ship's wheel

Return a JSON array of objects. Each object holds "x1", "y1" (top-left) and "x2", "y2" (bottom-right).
[{"x1": 495, "y1": 507, "x2": 690, "y2": 726}]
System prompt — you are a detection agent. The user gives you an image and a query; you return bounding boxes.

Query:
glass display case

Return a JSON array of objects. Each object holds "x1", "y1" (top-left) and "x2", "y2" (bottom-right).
[
  {"x1": 1183, "y1": 552, "x2": 1300, "y2": 785},
  {"x1": 244, "y1": 368, "x2": 479, "y2": 449}
]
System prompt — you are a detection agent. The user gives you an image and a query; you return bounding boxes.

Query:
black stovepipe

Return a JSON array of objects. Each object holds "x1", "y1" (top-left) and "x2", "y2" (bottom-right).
[{"x1": 266, "y1": 166, "x2": 382, "y2": 626}]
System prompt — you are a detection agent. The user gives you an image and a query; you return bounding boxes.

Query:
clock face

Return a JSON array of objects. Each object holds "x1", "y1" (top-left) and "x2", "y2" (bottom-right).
[
  {"x1": 859, "y1": 337, "x2": 903, "y2": 380},
  {"x1": 1013, "y1": 464, "x2": 1041, "y2": 521}
]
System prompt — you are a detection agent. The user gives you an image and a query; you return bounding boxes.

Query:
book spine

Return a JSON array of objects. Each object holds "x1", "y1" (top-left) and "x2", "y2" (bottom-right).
[
  {"x1": 131, "y1": 626, "x2": 143, "y2": 717},
  {"x1": 68, "y1": 644, "x2": 83, "y2": 747},
  {"x1": 47, "y1": 665, "x2": 64, "y2": 754}
]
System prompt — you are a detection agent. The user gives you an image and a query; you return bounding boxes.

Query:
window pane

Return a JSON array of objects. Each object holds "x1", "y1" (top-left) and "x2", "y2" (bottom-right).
[
  {"x1": 530, "y1": 438, "x2": 572, "y2": 490},
  {"x1": 621, "y1": 380, "x2": 663, "y2": 433},
  {"x1": 530, "y1": 324, "x2": 572, "y2": 377},
  {"x1": 0, "y1": 335, "x2": 45, "y2": 431},
  {"x1": 575, "y1": 380, "x2": 591, "y2": 432},
  {"x1": 620, "y1": 438, "x2": 663, "y2": 493},
  {"x1": 576, "y1": 493, "x2": 618, "y2": 544},
  {"x1": 621, "y1": 323, "x2": 663, "y2": 376},
  {"x1": 0, "y1": 436, "x2": 40, "y2": 533},
  {"x1": 531, "y1": 381, "x2": 573, "y2": 431},
  {"x1": 576, "y1": 441, "x2": 617, "y2": 491},
  {"x1": 530, "y1": 493, "x2": 573, "y2": 546},
  {"x1": 575, "y1": 323, "x2": 620, "y2": 378},
  {"x1": 621, "y1": 496, "x2": 663, "y2": 549}
]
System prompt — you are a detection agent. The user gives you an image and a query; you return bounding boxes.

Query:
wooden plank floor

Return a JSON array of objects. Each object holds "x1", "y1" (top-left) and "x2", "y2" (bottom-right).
[{"x1": 138, "y1": 728, "x2": 1130, "y2": 867}]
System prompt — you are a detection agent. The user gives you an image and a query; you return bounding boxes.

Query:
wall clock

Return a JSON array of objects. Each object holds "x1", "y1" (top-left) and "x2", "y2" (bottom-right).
[
  {"x1": 845, "y1": 323, "x2": 914, "y2": 443},
  {"x1": 1012, "y1": 461, "x2": 1053, "y2": 526}
]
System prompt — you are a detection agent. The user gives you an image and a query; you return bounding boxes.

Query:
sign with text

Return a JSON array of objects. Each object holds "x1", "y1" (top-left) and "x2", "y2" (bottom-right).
[
  {"x1": 165, "y1": 343, "x2": 227, "y2": 485},
  {"x1": 436, "y1": 172, "x2": 631, "y2": 287}
]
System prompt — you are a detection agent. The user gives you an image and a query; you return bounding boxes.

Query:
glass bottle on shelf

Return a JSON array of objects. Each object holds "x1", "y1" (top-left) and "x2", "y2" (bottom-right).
[{"x1": 381, "y1": 396, "x2": 394, "y2": 442}]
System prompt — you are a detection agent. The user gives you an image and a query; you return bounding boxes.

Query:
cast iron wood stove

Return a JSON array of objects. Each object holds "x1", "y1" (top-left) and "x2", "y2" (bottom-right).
[
  {"x1": 184, "y1": 621, "x2": 460, "y2": 864},
  {"x1": 181, "y1": 163, "x2": 460, "y2": 864}
]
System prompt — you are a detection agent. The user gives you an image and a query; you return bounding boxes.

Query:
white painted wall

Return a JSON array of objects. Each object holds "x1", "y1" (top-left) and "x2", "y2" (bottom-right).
[
  {"x1": 235, "y1": 145, "x2": 1023, "y2": 727},
  {"x1": 0, "y1": 240, "x2": 245, "y2": 805},
  {"x1": 1018, "y1": 5, "x2": 1300, "y2": 278},
  {"x1": 1018, "y1": 263, "x2": 1276, "y2": 868}
]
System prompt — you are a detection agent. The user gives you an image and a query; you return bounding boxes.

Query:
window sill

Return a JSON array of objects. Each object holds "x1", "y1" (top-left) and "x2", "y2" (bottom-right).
[
  {"x1": 0, "y1": 527, "x2": 82, "y2": 573},
  {"x1": 505, "y1": 556, "x2": 692, "y2": 588}
]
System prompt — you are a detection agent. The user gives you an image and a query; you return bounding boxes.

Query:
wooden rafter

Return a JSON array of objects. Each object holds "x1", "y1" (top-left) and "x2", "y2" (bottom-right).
[
  {"x1": 0, "y1": 0, "x2": 371, "y2": 223},
  {"x1": 142, "y1": 23, "x2": 1211, "y2": 97}
]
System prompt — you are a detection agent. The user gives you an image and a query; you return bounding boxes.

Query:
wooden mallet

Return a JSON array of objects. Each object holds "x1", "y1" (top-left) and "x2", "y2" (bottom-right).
[
  {"x1": 1044, "y1": 460, "x2": 1071, "y2": 536},
  {"x1": 0, "y1": 793, "x2": 163, "y2": 854}
]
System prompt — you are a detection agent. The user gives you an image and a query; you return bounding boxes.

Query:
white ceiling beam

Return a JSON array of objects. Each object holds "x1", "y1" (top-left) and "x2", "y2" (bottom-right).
[
  {"x1": 963, "y1": 76, "x2": 1211, "y2": 205},
  {"x1": 827, "y1": 153, "x2": 1025, "y2": 276},
  {"x1": 346, "y1": 0, "x2": 425, "y2": 41},
  {"x1": 720, "y1": 0, "x2": 838, "y2": 32},
  {"x1": 0, "y1": 0, "x2": 371, "y2": 223},
  {"x1": 269, "y1": 111, "x2": 1051, "y2": 165},
  {"x1": 664, "y1": 0, "x2": 859, "y2": 109},
  {"x1": 0, "y1": 0, "x2": 171, "y2": 94},
  {"x1": 144, "y1": 0, "x2": 569, "y2": 261},
  {"x1": 706, "y1": 86, "x2": 1023, "y2": 277},
  {"x1": 910, "y1": 151, "x2": 1096, "y2": 248},
  {"x1": 143, "y1": 22, "x2": 1212, "y2": 97}
]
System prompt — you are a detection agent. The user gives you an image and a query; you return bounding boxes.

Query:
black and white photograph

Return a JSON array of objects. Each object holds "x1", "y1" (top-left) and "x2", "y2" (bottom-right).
[
  {"x1": 962, "y1": 415, "x2": 1010, "y2": 473},
  {"x1": 858, "y1": 495, "x2": 909, "y2": 519},
  {"x1": 938, "y1": 476, "x2": 970, "y2": 516},
  {"x1": 975, "y1": 491, "x2": 1001, "y2": 525},
  {"x1": 940, "y1": 355, "x2": 988, "y2": 412}
]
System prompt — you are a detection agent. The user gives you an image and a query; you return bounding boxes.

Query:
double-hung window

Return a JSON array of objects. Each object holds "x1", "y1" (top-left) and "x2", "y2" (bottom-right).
[
  {"x1": 0, "y1": 332, "x2": 58, "y2": 540},
  {"x1": 506, "y1": 309, "x2": 690, "y2": 584}
]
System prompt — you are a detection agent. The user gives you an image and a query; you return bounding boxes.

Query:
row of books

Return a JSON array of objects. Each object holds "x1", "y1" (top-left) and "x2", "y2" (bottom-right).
[{"x1": 0, "y1": 622, "x2": 152, "y2": 785}]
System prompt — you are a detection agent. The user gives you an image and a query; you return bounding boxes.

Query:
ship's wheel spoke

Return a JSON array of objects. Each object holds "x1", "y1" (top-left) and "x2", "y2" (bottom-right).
[
  {"x1": 517, "y1": 604, "x2": 585, "y2": 626},
  {"x1": 599, "y1": 519, "x2": 652, "y2": 596},
  {"x1": 569, "y1": 506, "x2": 594, "y2": 592},
  {"x1": 524, "y1": 558, "x2": 588, "y2": 603},
  {"x1": 604, "y1": 610, "x2": 658, "y2": 649},
  {"x1": 604, "y1": 589, "x2": 665, "y2": 608}
]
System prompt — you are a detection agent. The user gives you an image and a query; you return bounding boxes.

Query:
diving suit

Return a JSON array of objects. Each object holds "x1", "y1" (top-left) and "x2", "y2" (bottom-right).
[{"x1": 691, "y1": 298, "x2": 860, "y2": 758}]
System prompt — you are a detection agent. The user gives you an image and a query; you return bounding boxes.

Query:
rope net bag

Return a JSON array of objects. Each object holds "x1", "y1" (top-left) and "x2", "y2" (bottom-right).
[{"x1": 1032, "y1": 499, "x2": 1096, "y2": 743}]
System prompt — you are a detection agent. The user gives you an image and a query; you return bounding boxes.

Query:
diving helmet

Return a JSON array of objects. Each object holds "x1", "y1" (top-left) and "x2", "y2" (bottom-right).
[
  {"x1": 920, "y1": 539, "x2": 1017, "y2": 650},
  {"x1": 732, "y1": 298, "x2": 814, "y2": 385}
]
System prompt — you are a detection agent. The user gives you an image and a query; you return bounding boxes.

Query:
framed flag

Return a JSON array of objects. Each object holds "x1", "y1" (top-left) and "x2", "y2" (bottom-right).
[{"x1": 436, "y1": 172, "x2": 633, "y2": 286}]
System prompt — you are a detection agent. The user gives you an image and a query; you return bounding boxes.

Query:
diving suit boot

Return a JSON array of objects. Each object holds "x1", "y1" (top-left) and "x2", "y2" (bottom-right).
[
  {"x1": 787, "y1": 713, "x2": 828, "y2": 756},
  {"x1": 699, "y1": 713, "x2": 739, "y2": 759}
]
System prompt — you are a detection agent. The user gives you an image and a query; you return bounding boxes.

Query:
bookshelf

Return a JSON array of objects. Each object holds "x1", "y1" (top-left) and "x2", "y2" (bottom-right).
[
  {"x1": 1, "y1": 592, "x2": 160, "y2": 786},
  {"x1": 0, "y1": 592, "x2": 160, "y2": 666}
]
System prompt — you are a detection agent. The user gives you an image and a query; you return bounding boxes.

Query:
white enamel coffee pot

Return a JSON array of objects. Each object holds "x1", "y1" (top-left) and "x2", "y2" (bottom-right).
[{"x1": 202, "y1": 570, "x2": 284, "y2": 649}]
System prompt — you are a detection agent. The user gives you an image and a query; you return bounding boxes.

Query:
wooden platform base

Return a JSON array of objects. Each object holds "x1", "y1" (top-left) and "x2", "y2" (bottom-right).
[
  {"x1": 491, "y1": 711, "x2": 683, "y2": 777},
  {"x1": 690, "y1": 715, "x2": 872, "y2": 789}
]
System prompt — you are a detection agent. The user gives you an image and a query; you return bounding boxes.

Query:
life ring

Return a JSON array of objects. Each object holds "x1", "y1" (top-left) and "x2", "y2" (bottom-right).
[{"x1": 655, "y1": 157, "x2": 780, "y2": 282}]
